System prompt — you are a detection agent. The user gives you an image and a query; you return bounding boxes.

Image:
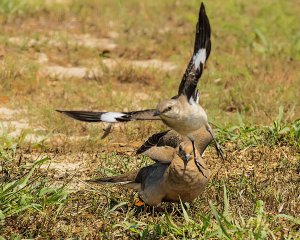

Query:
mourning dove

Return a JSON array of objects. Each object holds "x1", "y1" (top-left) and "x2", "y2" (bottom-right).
[
  {"x1": 136, "y1": 125, "x2": 213, "y2": 157},
  {"x1": 89, "y1": 141, "x2": 210, "y2": 206}
]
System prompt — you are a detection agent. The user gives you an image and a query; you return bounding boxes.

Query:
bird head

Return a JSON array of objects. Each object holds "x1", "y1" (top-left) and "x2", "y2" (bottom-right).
[
  {"x1": 177, "y1": 141, "x2": 194, "y2": 162},
  {"x1": 154, "y1": 99, "x2": 180, "y2": 119}
]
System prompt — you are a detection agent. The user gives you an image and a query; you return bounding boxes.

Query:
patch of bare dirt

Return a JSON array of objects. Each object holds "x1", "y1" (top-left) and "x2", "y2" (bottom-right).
[
  {"x1": 0, "y1": 107, "x2": 48, "y2": 143},
  {"x1": 0, "y1": 107, "x2": 29, "y2": 137},
  {"x1": 8, "y1": 34, "x2": 117, "y2": 51},
  {"x1": 40, "y1": 65, "x2": 102, "y2": 80},
  {"x1": 102, "y1": 59, "x2": 177, "y2": 71},
  {"x1": 45, "y1": 0, "x2": 72, "y2": 4},
  {"x1": 39, "y1": 58, "x2": 176, "y2": 80}
]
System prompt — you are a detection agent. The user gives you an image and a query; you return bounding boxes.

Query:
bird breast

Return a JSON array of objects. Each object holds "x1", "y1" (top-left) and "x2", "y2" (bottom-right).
[
  {"x1": 163, "y1": 104, "x2": 208, "y2": 136},
  {"x1": 163, "y1": 158, "x2": 209, "y2": 202}
]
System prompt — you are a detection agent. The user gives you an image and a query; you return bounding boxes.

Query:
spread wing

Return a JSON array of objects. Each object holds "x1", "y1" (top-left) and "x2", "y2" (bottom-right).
[
  {"x1": 136, "y1": 130, "x2": 171, "y2": 154},
  {"x1": 177, "y1": 2, "x2": 211, "y2": 100},
  {"x1": 56, "y1": 109, "x2": 160, "y2": 123},
  {"x1": 137, "y1": 126, "x2": 213, "y2": 156},
  {"x1": 142, "y1": 146, "x2": 175, "y2": 164}
]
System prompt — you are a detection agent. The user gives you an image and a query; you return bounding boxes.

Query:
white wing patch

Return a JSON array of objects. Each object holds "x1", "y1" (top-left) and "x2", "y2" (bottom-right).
[
  {"x1": 100, "y1": 112, "x2": 126, "y2": 122},
  {"x1": 195, "y1": 91, "x2": 200, "y2": 104},
  {"x1": 188, "y1": 91, "x2": 200, "y2": 105},
  {"x1": 193, "y1": 48, "x2": 206, "y2": 70},
  {"x1": 189, "y1": 96, "x2": 197, "y2": 105}
]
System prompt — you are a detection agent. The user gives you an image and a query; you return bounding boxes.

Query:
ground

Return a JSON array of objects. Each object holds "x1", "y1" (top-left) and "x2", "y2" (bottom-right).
[{"x1": 0, "y1": 0, "x2": 299, "y2": 239}]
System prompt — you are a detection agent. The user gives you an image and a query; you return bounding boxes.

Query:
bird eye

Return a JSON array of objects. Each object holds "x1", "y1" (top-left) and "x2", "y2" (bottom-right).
[
  {"x1": 162, "y1": 106, "x2": 172, "y2": 114},
  {"x1": 179, "y1": 145, "x2": 183, "y2": 152}
]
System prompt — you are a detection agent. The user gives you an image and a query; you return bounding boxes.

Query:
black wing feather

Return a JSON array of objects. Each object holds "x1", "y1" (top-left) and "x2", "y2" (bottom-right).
[
  {"x1": 177, "y1": 2, "x2": 211, "y2": 100},
  {"x1": 56, "y1": 109, "x2": 160, "y2": 123},
  {"x1": 136, "y1": 130, "x2": 170, "y2": 154}
]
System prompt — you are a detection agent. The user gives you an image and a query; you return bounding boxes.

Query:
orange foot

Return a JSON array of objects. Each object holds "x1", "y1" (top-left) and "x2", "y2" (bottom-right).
[{"x1": 133, "y1": 197, "x2": 145, "y2": 207}]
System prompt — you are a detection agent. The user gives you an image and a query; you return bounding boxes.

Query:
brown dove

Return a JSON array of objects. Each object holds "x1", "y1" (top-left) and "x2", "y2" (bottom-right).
[
  {"x1": 89, "y1": 141, "x2": 210, "y2": 206},
  {"x1": 136, "y1": 125, "x2": 214, "y2": 157}
]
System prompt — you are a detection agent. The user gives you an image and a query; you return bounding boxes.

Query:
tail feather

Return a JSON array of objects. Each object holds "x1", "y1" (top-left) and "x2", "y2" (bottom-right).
[
  {"x1": 87, "y1": 170, "x2": 139, "y2": 184},
  {"x1": 88, "y1": 177, "x2": 132, "y2": 184},
  {"x1": 87, "y1": 172, "x2": 141, "y2": 191}
]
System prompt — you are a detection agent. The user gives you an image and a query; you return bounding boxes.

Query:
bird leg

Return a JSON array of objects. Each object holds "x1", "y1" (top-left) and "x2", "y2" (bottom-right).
[
  {"x1": 191, "y1": 140, "x2": 207, "y2": 178},
  {"x1": 101, "y1": 124, "x2": 113, "y2": 139},
  {"x1": 206, "y1": 124, "x2": 225, "y2": 161},
  {"x1": 154, "y1": 203, "x2": 165, "y2": 213}
]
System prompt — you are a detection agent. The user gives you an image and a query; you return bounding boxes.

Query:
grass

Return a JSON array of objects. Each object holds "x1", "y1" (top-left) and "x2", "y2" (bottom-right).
[
  {"x1": 0, "y1": 136, "x2": 67, "y2": 223},
  {"x1": 0, "y1": 0, "x2": 299, "y2": 238},
  {"x1": 217, "y1": 107, "x2": 300, "y2": 149}
]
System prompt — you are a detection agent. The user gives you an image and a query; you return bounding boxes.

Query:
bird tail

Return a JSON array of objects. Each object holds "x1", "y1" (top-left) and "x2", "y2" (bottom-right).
[
  {"x1": 87, "y1": 171, "x2": 141, "y2": 190},
  {"x1": 88, "y1": 176, "x2": 132, "y2": 184}
]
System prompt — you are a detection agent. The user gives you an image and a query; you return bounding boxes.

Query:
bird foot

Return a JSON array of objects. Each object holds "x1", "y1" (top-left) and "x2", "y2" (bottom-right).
[
  {"x1": 133, "y1": 197, "x2": 145, "y2": 207},
  {"x1": 215, "y1": 142, "x2": 225, "y2": 161},
  {"x1": 127, "y1": 197, "x2": 146, "y2": 213},
  {"x1": 194, "y1": 157, "x2": 207, "y2": 178},
  {"x1": 155, "y1": 205, "x2": 165, "y2": 212}
]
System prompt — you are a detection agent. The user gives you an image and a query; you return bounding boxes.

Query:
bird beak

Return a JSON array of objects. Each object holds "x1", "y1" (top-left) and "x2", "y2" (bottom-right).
[
  {"x1": 184, "y1": 154, "x2": 191, "y2": 162},
  {"x1": 153, "y1": 110, "x2": 161, "y2": 116}
]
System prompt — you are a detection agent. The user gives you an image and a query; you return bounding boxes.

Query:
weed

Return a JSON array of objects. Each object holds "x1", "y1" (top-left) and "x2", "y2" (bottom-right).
[{"x1": 0, "y1": 0, "x2": 299, "y2": 238}]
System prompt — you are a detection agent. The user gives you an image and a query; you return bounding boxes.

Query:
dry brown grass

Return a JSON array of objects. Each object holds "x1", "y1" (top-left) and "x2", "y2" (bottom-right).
[{"x1": 0, "y1": 0, "x2": 299, "y2": 238}]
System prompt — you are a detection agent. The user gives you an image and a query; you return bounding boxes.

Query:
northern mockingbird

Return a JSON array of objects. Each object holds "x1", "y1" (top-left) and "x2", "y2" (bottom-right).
[
  {"x1": 57, "y1": 3, "x2": 224, "y2": 174},
  {"x1": 88, "y1": 141, "x2": 210, "y2": 206}
]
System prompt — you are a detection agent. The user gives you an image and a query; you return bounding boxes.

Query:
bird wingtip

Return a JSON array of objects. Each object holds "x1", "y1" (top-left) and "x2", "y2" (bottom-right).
[{"x1": 200, "y1": 2, "x2": 205, "y2": 12}]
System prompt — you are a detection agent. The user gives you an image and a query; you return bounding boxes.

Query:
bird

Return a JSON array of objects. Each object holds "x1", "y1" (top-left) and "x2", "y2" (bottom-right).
[
  {"x1": 88, "y1": 141, "x2": 210, "y2": 206},
  {"x1": 136, "y1": 125, "x2": 213, "y2": 157},
  {"x1": 56, "y1": 3, "x2": 209, "y2": 125},
  {"x1": 56, "y1": 3, "x2": 224, "y2": 174}
]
